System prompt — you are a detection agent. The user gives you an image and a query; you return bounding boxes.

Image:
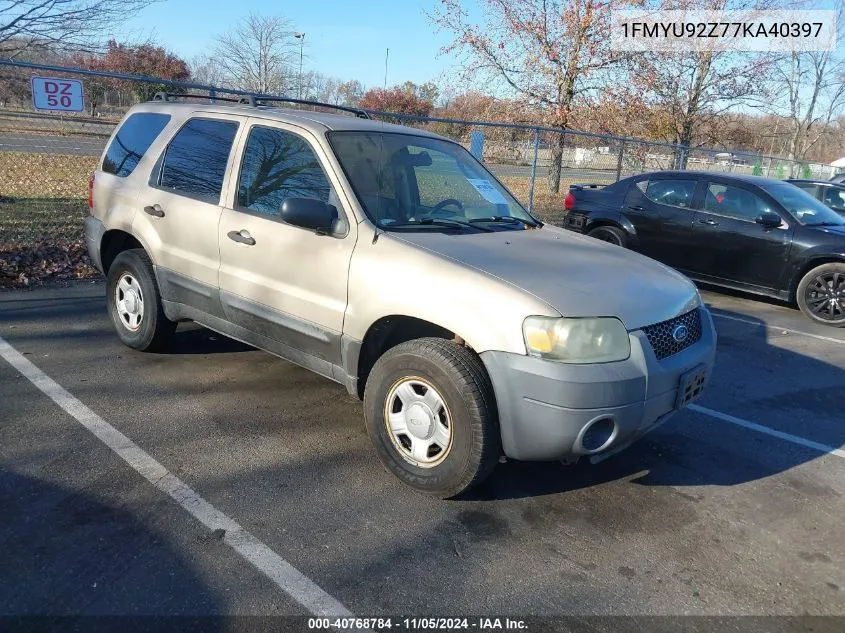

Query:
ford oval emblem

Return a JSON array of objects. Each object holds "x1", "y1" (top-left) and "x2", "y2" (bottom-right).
[{"x1": 672, "y1": 324, "x2": 689, "y2": 343}]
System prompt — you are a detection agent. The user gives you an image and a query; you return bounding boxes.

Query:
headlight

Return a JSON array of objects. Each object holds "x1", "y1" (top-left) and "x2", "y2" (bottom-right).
[{"x1": 523, "y1": 316, "x2": 631, "y2": 363}]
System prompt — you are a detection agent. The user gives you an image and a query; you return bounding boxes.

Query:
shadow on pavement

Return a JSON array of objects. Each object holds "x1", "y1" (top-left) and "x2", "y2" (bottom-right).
[{"x1": 0, "y1": 470, "x2": 224, "y2": 619}]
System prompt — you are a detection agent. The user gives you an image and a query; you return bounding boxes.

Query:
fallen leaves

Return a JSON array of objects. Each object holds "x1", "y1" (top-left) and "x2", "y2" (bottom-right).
[{"x1": 0, "y1": 240, "x2": 98, "y2": 288}]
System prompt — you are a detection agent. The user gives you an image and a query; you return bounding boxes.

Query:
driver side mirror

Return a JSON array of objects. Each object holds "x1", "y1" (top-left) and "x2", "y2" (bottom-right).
[
  {"x1": 280, "y1": 198, "x2": 339, "y2": 235},
  {"x1": 755, "y1": 211, "x2": 783, "y2": 229}
]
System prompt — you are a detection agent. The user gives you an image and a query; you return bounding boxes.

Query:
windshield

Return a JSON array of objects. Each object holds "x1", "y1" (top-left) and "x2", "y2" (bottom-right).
[
  {"x1": 761, "y1": 181, "x2": 845, "y2": 226},
  {"x1": 328, "y1": 131, "x2": 538, "y2": 231}
]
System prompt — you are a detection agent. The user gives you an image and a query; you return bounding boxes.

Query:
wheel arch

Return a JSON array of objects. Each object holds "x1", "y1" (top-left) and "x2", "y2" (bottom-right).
[
  {"x1": 790, "y1": 255, "x2": 845, "y2": 302},
  {"x1": 100, "y1": 229, "x2": 146, "y2": 274},
  {"x1": 586, "y1": 214, "x2": 636, "y2": 240},
  {"x1": 353, "y1": 314, "x2": 479, "y2": 400}
]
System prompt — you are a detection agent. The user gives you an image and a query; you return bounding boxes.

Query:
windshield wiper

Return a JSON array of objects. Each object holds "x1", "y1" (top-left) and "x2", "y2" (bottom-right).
[
  {"x1": 468, "y1": 216, "x2": 542, "y2": 228},
  {"x1": 385, "y1": 218, "x2": 494, "y2": 232}
]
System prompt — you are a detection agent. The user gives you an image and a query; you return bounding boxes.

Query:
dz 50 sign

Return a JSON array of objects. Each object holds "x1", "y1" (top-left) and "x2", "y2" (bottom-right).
[{"x1": 31, "y1": 76, "x2": 85, "y2": 112}]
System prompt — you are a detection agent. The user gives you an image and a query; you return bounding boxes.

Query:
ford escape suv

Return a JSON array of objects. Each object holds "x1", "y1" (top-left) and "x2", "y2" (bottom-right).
[{"x1": 85, "y1": 95, "x2": 717, "y2": 498}]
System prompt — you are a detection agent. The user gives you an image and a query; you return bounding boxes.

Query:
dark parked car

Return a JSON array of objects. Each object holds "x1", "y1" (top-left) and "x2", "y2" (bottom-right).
[
  {"x1": 830, "y1": 172, "x2": 845, "y2": 184},
  {"x1": 563, "y1": 171, "x2": 845, "y2": 326},
  {"x1": 786, "y1": 179, "x2": 845, "y2": 217}
]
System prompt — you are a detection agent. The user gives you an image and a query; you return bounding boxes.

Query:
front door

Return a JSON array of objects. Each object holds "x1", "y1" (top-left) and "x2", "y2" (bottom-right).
[
  {"x1": 687, "y1": 180, "x2": 792, "y2": 289},
  {"x1": 217, "y1": 120, "x2": 357, "y2": 373}
]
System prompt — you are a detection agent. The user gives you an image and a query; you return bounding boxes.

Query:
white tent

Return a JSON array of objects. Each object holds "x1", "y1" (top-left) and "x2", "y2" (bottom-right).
[{"x1": 830, "y1": 156, "x2": 845, "y2": 168}]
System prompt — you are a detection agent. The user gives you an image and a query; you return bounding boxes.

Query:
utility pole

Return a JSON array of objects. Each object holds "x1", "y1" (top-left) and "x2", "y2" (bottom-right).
[
  {"x1": 384, "y1": 48, "x2": 389, "y2": 89},
  {"x1": 294, "y1": 32, "x2": 305, "y2": 99}
]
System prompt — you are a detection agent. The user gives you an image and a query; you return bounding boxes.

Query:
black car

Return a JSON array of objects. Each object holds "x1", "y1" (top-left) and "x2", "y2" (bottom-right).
[
  {"x1": 786, "y1": 179, "x2": 845, "y2": 217},
  {"x1": 830, "y1": 172, "x2": 845, "y2": 184},
  {"x1": 562, "y1": 171, "x2": 845, "y2": 326}
]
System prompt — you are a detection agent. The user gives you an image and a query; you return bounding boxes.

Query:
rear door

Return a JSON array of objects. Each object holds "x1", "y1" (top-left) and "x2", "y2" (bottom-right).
[
  {"x1": 622, "y1": 175, "x2": 700, "y2": 267},
  {"x1": 132, "y1": 114, "x2": 241, "y2": 317},
  {"x1": 687, "y1": 178, "x2": 792, "y2": 289}
]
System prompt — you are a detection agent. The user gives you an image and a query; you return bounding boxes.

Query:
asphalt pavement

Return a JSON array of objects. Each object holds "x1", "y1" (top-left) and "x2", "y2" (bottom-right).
[{"x1": 1, "y1": 280, "x2": 843, "y2": 629}]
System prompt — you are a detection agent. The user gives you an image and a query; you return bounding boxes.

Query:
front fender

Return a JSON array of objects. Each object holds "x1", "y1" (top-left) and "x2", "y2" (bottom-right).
[{"x1": 343, "y1": 231, "x2": 560, "y2": 355}]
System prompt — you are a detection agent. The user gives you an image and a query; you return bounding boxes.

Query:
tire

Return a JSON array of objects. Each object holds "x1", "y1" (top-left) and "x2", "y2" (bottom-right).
[
  {"x1": 587, "y1": 225, "x2": 627, "y2": 247},
  {"x1": 796, "y1": 262, "x2": 845, "y2": 327},
  {"x1": 106, "y1": 249, "x2": 176, "y2": 350},
  {"x1": 363, "y1": 337, "x2": 500, "y2": 498}
]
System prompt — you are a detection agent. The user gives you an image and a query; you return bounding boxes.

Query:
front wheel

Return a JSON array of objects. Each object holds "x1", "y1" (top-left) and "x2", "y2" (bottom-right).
[
  {"x1": 796, "y1": 263, "x2": 845, "y2": 327},
  {"x1": 363, "y1": 338, "x2": 500, "y2": 498},
  {"x1": 106, "y1": 249, "x2": 176, "y2": 350}
]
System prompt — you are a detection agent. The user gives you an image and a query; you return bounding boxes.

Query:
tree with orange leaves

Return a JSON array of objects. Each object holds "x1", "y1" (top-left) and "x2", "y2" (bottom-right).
[{"x1": 429, "y1": 0, "x2": 626, "y2": 192}]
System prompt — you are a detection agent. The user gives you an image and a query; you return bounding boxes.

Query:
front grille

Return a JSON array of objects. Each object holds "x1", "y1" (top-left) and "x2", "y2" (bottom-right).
[{"x1": 641, "y1": 309, "x2": 702, "y2": 360}]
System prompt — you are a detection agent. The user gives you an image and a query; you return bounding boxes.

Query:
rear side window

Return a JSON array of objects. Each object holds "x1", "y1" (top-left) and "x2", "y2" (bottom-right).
[
  {"x1": 102, "y1": 112, "x2": 170, "y2": 177},
  {"x1": 639, "y1": 179, "x2": 697, "y2": 208},
  {"x1": 155, "y1": 118, "x2": 239, "y2": 203}
]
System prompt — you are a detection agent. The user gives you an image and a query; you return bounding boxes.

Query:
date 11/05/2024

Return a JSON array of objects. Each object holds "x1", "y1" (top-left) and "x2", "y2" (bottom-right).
[{"x1": 308, "y1": 617, "x2": 528, "y2": 630}]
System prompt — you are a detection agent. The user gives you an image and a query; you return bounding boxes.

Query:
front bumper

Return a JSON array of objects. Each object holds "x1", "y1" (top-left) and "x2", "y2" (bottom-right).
[
  {"x1": 84, "y1": 216, "x2": 106, "y2": 274},
  {"x1": 480, "y1": 307, "x2": 717, "y2": 461}
]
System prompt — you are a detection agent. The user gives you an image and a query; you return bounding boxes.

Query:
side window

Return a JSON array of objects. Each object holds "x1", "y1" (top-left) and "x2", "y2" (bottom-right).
[
  {"x1": 102, "y1": 112, "x2": 170, "y2": 177},
  {"x1": 643, "y1": 180, "x2": 696, "y2": 208},
  {"x1": 793, "y1": 183, "x2": 819, "y2": 198},
  {"x1": 156, "y1": 118, "x2": 239, "y2": 203},
  {"x1": 821, "y1": 186, "x2": 845, "y2": 211},
  {"x1": 704, "y1": 183, "x2": 769, "y2": 221},
  {"x1": 236, "y1": 126, "x2": 332, "y2": 217}
]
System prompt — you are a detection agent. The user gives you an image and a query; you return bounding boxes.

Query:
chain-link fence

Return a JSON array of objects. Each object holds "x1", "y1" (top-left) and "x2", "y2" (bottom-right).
[{"x1": 1, "y1": 59, "x2": 842, "y2": 285}]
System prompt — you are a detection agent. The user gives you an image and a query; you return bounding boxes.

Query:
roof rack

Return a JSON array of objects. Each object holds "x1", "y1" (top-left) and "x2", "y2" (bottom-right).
[
  {"x1": 243, "y1": 95, "x2": 370, "y2": 119},
  {"x1": 151, "y1": 92, "x2": 243, "y2": 104},
  {"x1": 150, "y1": 91, "x2": 370, "y2": 119}
]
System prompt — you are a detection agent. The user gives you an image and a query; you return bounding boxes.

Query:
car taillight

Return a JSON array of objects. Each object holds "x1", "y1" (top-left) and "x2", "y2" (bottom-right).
[
  {"x1": 88, "y1": 173, "x2": 95, "y2": 212},
  {"x1": 564, "y1": 192, "x2": 575, "y2": 210}
]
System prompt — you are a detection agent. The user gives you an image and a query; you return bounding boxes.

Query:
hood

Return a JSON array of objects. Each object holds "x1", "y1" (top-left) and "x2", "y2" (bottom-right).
[{"x1": 390, "y1": 225, "x2": 700, "y2": 331}]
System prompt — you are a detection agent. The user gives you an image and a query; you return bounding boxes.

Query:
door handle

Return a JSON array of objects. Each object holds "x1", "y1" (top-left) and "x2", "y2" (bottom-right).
[
  {"x1": 227, "y1": 230, "x2": 256, "y2": 246},
  {"x1": 628, "y1": 205, "x2": 644, "y2": 211},
  {"x1": 144, "y1": 204, "x2": 165, "y2": 218},
  {"x1": 698, "y1": 218, "x2": 719, "y2": 226}
]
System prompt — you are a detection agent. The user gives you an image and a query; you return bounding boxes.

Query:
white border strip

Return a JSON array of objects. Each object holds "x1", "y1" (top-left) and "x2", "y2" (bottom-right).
[
  {"x1": 0, "y1": 335, "x2": 352, "y2": 617},
  {"x1": 710, "y1": 312, "x2": 845, "y2": 346},
  {"x1": 688, "y1": 404, "x2": 845, "y2": 459}
]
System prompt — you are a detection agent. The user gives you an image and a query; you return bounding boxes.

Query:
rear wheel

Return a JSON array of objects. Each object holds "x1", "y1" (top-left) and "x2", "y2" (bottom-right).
[
  {"x1": 587, "y1": 225, "x2": 627, "y2": 247},
  {"x1": 363, "y1": 338, "x2": 500, "y2": 498},
  {"x1": 796, "y1": 262, "x2": 845, "y2": 327},
  {"x1": 106, "y1": 249, "x2": 176, "y2": 350}
]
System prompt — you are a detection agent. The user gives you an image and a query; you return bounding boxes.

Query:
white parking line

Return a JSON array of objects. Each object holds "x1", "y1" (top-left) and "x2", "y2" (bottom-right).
[
  {"x1": 710, "y1": 312, "x2": 845, "y2": 346},
  {"x1": 688, "y1": 404, "x2": 845, "y2": 459},
  {"x1": 0, "y1": 335, "x2": 353, "y2": 617}
]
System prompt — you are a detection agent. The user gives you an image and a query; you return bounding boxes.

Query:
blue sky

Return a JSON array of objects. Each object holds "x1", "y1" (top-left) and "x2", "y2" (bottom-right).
[{"x1": 120, "y1": 0, "x2": 461, "y2": 89}]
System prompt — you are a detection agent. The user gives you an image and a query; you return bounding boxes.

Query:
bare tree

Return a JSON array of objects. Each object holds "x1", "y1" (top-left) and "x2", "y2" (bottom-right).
[
  {"x1": 619, "y1": 0, "x2": 776, "y2": 166},
  {"x1": 768, "y1": 0, "x2": 845, "y2": 170},
  {"x1": 189, "y1": 54, "x2": 228, "y2": 89},
  {"x1": 0, "y1": 0, "x2": 158, "y2": 57},
  {"x1": 429, "y1": 0, "x2": 622, "y2": 192},
  {"x1": 336, "y1": 79, "x2": 364, "y2": 106},
  {"x1": 213, "y1": 14, "x2": 297, "y2": 95}
]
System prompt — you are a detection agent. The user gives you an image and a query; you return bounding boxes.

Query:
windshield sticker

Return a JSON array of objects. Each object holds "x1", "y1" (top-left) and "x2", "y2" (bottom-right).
[{"x1": 467, "y1": 179, "x2": 509, "y2": 205}]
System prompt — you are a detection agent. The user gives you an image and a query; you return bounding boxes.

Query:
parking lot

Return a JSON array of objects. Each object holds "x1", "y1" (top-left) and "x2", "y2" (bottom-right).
[{"x1": 1, "y1": 281, "x2": 844, "y2": 626}]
